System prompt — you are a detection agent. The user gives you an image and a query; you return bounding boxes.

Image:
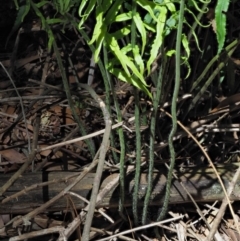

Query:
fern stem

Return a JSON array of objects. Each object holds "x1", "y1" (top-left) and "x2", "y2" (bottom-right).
[
  {"x1": 141, "y1": 58, "x2": 165, "y2": 224},
  {"x1": 133, "y1": 89, "x2": 141, "y2": 225},
  {"x1": 130, "y1": 0, "x2": 142, "y2": 225},
  {"x1": 157, "y1": 0, "x2": 185, "y2": 221}
]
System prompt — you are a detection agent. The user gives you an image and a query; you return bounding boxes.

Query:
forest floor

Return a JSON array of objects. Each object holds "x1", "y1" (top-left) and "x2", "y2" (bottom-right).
[{"x1": 1, "y1": 1, "x2": 240, "y2": 241}]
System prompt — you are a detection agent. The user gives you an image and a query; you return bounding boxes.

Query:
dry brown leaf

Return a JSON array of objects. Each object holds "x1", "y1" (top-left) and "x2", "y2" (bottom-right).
[
  {"x1": 38, "y1": 145, "x2": 52, "y2": 157},
  {"x1": 0, "y1": 149, "x2": 26, "y2": 164}
]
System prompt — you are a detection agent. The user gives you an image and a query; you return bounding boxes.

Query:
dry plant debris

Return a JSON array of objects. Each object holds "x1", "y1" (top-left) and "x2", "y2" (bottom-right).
[{"x1": 1, "y1": 1, "x2": 240, "y2": 241}]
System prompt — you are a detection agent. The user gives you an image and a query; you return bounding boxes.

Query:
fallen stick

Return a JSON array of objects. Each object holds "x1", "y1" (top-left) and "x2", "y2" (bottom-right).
[{"x1": 0, "y1": 164, "x2": 240, "y2": 214}]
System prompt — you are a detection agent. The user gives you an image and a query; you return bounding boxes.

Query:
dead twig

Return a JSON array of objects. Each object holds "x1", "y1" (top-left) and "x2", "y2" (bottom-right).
[
  {"x1": 78, "y1": 83, "x2": 112, "y2": 241},
  {"x1": 96, "y1": 215, "x2": 184, "y2": 241},
  {"x1": 38, "y1": 122, "x2": 123, "y2": 152},
  {"x1": 11, "y1": 150, "x2": 100, "y2": 228},
  {"x1": 163, "y1": 163, "x2": 211, "y2": 241},
  {"x1": 9, "y1": 226, "x2": 64, "y2": 241},
  {"x1": 161, "y1": 108, "x2": 240, "y2": 236},
  {"x1": 56, "y1": 165, "x2": 141, "y2": 241},
  {"x1": 206, "y1": 165, "x2": 240, "y2": 241}
]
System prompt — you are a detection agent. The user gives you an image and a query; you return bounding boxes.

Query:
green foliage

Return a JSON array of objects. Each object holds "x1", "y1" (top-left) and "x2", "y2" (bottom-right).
[
  {"x1": 52, "y1": 0, "x2": 75, "y2": 15},
  {"x1": 215, "y1": 0, "x2": 230, "y2": 54},
  {"x1": 78, "y1": 0, "x2": 173, "y2": 97},
  {"x1": 10, "y1": 0, "x2": 215, "y2": 94},
  {"x1": 9, "y1": 0, "x2": 213, "y2": 96},
  {"x1": 9, "y1": 0, "x2": 235, "y2": 228},
  {"x1": 78, "y1": 0, "x2": 211, "y2": 96}
]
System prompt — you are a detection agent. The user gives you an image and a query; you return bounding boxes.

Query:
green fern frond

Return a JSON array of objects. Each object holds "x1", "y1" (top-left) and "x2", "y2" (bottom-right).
[{"x1": 215, "y1": 0, "x2": 230, "y2": 54}]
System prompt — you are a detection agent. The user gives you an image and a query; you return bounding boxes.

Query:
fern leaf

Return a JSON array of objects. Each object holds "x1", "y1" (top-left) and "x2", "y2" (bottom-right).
[{"x1": 215, "y1": 0, "x2": 230, "y2": 54}]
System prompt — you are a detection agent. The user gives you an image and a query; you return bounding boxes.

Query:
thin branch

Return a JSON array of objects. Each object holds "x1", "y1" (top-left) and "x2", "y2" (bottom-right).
[
  {"x1": 206, "y1": 166, "x2": 240, "y2": 241},
  {"x1": 79, "y1": 83, "x2": 112, "y2": 241},
  {"x1": 161, "y1": 108, "x2": 240, "y2": 235}
]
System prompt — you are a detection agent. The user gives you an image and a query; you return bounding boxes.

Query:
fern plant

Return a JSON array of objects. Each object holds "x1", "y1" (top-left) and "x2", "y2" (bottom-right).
[
  {"x1": 8, "y1": 0, "x2": 230, "y2": 227},
  {"x1": 78, "y1": 0, "x2": 213, "y2": 96},
  {"x1": 10, "y1": 0, "x2": 216, "y2": 96}
]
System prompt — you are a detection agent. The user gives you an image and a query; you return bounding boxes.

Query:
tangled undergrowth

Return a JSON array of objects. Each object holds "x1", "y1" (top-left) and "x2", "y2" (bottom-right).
[{"x1": 1, "y1": 0, "x2": 240, "y2": 240}]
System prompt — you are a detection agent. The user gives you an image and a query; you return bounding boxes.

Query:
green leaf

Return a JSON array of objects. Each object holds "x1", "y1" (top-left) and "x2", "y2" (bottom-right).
[
  {"x1": 121, "y1": 43, "x2": 132, "y2": 55},
  {"x1": 53, "y1": 0, "x2": 74, "y2": 15},
  {"x1": 181, "y1": 56, "x2": 191, "y2": 78},
  {"x1": 143, "y1": 8, "x2": 160, "y2": 25},
  {"x1": 132, "y1": 45, "x2": 145, "y2": 75},
  {"x1": 13, "y1": 0, "x2": 19, "y2": 10},
  {"x1": 46, "y1": 18, "x2": 66, "y2": 24},
  {"x1": 63, "y1": 0, "x2": 72, "y2": 14},
  {"x1": 165, "y1": 14, "x2": 177, "y2": 36},
  {"x1": 107, "y1": 36, "x2": 147, "y2": 86},
  {"x1": 133, "y1": 12, "x2": 147, "y2": 56},
  {"x1": 47, "y1": 29, "x2": 54, "y2": 51},
  {"x1": 163, "y1": 0, "x2": 176, "y2": 13},
  {"x1": 107, "y1": 36, "x2": 130, "y2": 77},
  {"x1": 166, "y1": 50, "x2": 175, "y2": 56},
  {"x1": 54, "y1": 0, "x2": 63, "y2": 14},
  {"x1": 115, "y1": 12, "x2": 132, "y2": 22},
  {"x1": 186, "y1": 8, "x2": 210, "y2": 28},
  {"x1": 35, "y1": 1, "x2": 49, "y2": 8},
  {"x1": 102, "y1": 0, "x2": 114, "y2": 13},
  {"x1": 182, "y1": 34, "x2": 190, "y2": 59},
  {"x1": 88, "y1": 8, "x2": 104, "y2": 45},
  {"x1": 146, "y1": 6, "x2": 167, "y2": 75},
  {"x1": 189, "y1": 0, "x2": 209, "y2": 13},
  {"x1": 137, "y1": 0, "x2": 158, "y2": 22},
  {"x1": 111, "y1": 26, "x2": 131, "y2": 40},
  {"x1": 31, "y1": 1, "x2": 46, "y2": 29},
  {"x1": 184, "y1": 21, "x2": 203, "y2": 52},
  {"x1": 104, "y1": 0, "x2": 123, "y2": 24},
  {"x1": 78, "y1": 0, "x2": 97, "y2": 29},
  {"x1": 90, "y1": 25, "x2": 106, "y2": 63},
  {"x1": 143, "y1": 22, "x2": 156, "y2": 32},
  {"x1": 108, "y1": 67, "x2": 151, "y2": 97},
  {"x1": 215, "y1": 0, "x2": 230, "y2": 54},
  {"x1": 20, "y1": 0, "x2": 31, "y2": 22},
  {"x1": 154, "y1": 0, "x2": 163, "y2": 4}
]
